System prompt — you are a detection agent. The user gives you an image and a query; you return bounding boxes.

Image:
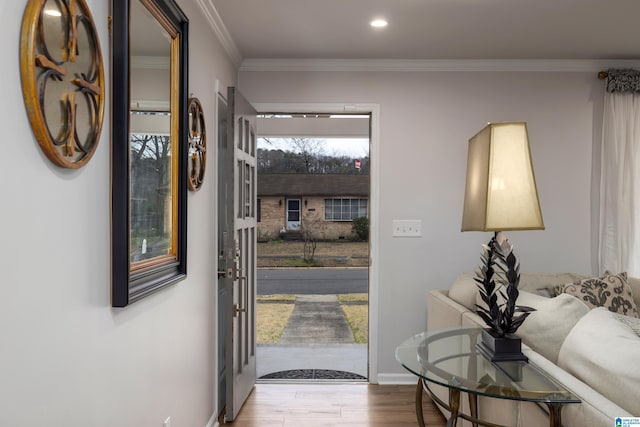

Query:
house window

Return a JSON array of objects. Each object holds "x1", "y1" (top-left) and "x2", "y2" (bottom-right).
[{"x1": 324, "y1": 198, "x2": 368, "y2": 221}]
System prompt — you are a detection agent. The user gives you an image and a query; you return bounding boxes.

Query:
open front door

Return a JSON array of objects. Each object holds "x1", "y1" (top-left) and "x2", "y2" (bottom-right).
[{"x1": 220, "y1": 87, "x2": 257, "y2": 422}]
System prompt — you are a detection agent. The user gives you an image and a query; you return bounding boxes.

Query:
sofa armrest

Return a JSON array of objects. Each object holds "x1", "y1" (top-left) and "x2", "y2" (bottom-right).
[
  {"x1": 461, "y1": 310, "x2": 484, "y2": 328},
  {"x1": 427, "y1": 289, "x2": 472, "y2": 331}
]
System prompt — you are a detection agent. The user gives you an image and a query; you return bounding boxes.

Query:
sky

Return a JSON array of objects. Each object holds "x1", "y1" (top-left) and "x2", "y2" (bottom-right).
[{"x1": 257, "y1": 137, "x2": 370, "y2": 158}]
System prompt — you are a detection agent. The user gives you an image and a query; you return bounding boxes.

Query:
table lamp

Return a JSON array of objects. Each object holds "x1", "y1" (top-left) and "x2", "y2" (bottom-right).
[{"x1": 462, "y1": 122, "x2": 544, "y2": 362}]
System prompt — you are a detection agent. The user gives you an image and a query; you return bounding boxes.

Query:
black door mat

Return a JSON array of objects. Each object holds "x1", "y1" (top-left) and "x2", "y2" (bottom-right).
[{"x1": 259, "y1": 369, "x2": 366, "y2": 380}]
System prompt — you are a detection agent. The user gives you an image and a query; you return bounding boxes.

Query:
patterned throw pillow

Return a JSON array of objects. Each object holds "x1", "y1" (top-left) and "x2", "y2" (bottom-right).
[{"x1": 555, "y1": 273, "x2": 639, "y2": 318}]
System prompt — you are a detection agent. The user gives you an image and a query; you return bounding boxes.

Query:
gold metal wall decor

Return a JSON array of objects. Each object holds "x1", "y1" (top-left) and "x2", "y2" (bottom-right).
[
  {"x1": 187, "y1": 97, "x2": 206, "y2": 191},
  {"x1": 20, "y1": 0, "x2": 105, "y2": 168}
]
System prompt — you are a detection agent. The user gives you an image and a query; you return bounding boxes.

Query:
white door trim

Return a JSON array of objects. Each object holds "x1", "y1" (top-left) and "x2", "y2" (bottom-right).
[{"x1": 252, "y1": 102, "x2": 381, "y2": 383}]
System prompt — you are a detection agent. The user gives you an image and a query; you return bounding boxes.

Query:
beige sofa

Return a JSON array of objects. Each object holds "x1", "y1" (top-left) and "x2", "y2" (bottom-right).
[{"x1": 427, "y1": 272, "x2": 640, "y2": 427}]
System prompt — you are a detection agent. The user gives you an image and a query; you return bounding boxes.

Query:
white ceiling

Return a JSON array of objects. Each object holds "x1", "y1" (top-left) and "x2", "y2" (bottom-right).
[{"x1": 210, "y1": 0, "x2": 640, "y2": 61}]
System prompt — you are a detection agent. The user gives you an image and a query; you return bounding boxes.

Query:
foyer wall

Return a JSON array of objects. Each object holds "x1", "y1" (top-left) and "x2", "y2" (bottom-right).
[
  {"x1": 239, "y1": 69, "x2": 604, "y2": 377},
  {"x1": 0, "y1": 0, "x2": 235, "y2": 425}
]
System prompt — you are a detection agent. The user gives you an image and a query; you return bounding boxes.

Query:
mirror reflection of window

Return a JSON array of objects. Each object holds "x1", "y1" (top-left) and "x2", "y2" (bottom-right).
[
  {"x1": 129, "y1": 0, "x2": 173, "y2": 265},
  {"x1": 129, "y1": 113, "x2": 171, "y2": 263}
]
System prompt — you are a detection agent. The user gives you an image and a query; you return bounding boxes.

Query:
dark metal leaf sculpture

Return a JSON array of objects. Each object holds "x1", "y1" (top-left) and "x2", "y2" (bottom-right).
[{"x1": 475, "y1": 232, "x2": 536, "y2": 337}]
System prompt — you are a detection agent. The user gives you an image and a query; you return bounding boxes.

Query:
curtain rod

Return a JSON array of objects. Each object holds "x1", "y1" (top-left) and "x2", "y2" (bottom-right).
[{"x1": 598, "y1": 71, "x2": 608, "y2": 80}]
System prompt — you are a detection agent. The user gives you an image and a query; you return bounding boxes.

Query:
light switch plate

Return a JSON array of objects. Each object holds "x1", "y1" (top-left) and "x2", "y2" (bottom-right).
[{"x1": 392, "y1": 220, "x2": 422, "y2": 237}]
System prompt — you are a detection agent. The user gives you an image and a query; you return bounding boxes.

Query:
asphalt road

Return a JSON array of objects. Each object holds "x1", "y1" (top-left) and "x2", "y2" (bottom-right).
[{"x1": 257, "y1": 268, "x2": 368, "y2": 295}]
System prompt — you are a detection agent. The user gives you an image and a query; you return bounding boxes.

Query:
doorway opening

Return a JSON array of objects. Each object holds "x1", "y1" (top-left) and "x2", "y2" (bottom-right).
[{"x1": 254, "y1": 113, "x2": 371, "y2": 381}]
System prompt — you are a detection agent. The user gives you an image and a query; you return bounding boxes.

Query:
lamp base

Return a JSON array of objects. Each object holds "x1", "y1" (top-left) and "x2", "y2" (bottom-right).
[{"x1": 476, "y1": 329, "x2": 528, "y2": 363}]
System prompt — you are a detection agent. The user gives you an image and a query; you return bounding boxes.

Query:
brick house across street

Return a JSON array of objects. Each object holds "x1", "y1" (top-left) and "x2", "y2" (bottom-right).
[{"x1": 258, "y1": 173, "x2": 369, "y2": 241}]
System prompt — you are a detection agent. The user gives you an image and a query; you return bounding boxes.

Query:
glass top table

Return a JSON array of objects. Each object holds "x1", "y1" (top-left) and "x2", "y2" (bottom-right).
[{"x1": 395, "y1": 327, "x2": 580, "y2": 427}]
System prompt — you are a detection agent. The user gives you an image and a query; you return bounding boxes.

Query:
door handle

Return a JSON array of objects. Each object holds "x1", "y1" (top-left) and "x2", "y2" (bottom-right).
[
  {"x1": 218, "y1": 248, "x2": 240, "y2": 280},
  {"x1": 216, "y1": 264, "x2": 236, "y2": 280},
  {"x1": 233, "y1": 275, "x2": 248, "y2": 317}
]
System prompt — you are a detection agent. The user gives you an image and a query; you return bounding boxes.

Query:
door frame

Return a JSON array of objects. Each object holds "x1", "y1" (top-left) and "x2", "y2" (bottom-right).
[{"x1": 252, "y1": 102, "x2": 380, "y2": 383}]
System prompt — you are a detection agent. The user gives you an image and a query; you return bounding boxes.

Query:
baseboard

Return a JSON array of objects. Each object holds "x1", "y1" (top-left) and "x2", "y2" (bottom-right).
[
  {"x1": 376, "y1": 373, "x2": 417, "y2": 385},
  {"x1": 205, "y1": 413, "x2": 218, "y2": 427}
]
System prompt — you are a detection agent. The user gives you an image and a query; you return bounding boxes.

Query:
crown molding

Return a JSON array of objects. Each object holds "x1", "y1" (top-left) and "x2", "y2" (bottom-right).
[
  {"x1": 240, "y1": 58, "x2": 640, "y2": 73},
  {"x1": 195, "y1": 0, "x2": 243, "y2": 67}
]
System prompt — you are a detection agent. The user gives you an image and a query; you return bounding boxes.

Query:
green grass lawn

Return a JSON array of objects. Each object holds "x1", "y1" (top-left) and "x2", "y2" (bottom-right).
[
  {"x1": 256, "y1": 303, "x2": 295, "y2": 344},
  {"x1": 257, "y1": 241, "x2": 369, "y2": 268},
  {"x1": 341, "y1": 305, "x2": 368, "y2": 344}
]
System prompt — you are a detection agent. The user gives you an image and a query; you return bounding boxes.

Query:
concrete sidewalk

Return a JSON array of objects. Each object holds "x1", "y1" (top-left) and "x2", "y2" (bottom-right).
[
  {"x1": 257, "y1": 294, "x2": 368, "y2": 379},
  {"x1": 281, "y1": 294, "x2": 355, "y2": 344}
]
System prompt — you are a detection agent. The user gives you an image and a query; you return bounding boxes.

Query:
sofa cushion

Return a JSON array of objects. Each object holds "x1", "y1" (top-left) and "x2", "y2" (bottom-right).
[
  {"x1": 525, "y1": 346, "x2": 634, "y2": 423},
  {"x1": 555, "y1": 272, "x2": 639, "y2": 317},
  {"x1": 515, "y1": 291, "x2": 590, "y2": 364},
  {"x1": 614, "y1": 312, "x2": 640, "y2": 336},
  {"x1": 628, "y1": 276, "x2": 640, "y2": 308},
  {"x1": 558, "y1": 307, "x2": 640, "y2": 416},
  {"x1": 450, "y1": 272, "x2": 584, "y2": 312},
  {"x1": 518, "y1": 272, "x2": 585, "y2": 294},
  {"x1": 473, "y1": 290, "x2": 590, "y2": 363},
  {"x1": 448, "y1": 272, "x2": 478, "y2": 311}
]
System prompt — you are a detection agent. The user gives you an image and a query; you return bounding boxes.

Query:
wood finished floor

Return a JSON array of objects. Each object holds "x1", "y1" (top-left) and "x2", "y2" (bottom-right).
[{"x1": 227, "y1": 383, "x2": 446, "y2": 427}]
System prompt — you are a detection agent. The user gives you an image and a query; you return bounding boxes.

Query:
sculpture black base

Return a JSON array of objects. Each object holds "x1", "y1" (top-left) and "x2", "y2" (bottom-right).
[{"x1": 476, "y1": 329, "x2": 528, "y2": 363}]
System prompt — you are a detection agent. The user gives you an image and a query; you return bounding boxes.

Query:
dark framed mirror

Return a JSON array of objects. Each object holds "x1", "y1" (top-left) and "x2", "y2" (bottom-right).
[{"x1": 111, "y1": 0, "x2": 188, "y2": 307}]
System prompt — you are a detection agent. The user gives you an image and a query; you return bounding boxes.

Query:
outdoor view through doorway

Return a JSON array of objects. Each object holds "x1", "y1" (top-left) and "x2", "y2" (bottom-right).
[{"x1": 255, "y1": 113, "x2": 370, "y2": 381}]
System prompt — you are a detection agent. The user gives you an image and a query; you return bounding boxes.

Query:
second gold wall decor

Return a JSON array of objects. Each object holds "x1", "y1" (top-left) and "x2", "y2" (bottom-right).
[{"x1": 187, "y1": 97, "x2": 206, "y2": 191}]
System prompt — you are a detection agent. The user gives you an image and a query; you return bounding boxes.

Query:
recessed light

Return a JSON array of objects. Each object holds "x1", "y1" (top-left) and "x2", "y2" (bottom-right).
[{"x1": 370, "y1": 19, "x2": 388, "y2": 28}]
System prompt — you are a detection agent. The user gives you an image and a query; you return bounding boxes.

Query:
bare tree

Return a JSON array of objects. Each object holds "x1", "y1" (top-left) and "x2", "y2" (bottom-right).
[
  {"x1": 289, "y1": 137, "x2": 324, "y2": 173},
  {"x1": 258, "y1": 137, "x2": 369, "y2": 174},
  {"x1": 300, "y1": 208, "x2": 327, "y2": 263},
  {"x1": 130, "y1": 133, "x2": 171, "y2": 244}
]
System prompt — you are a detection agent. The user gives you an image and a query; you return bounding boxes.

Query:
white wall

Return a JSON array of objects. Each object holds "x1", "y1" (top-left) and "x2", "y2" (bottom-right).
[
  {"x1": 0, "y1": 0, "x2": 235, "y2": 425},
  {"x1": 239, "y1": 69, "x2": 604, "y2": 377}
]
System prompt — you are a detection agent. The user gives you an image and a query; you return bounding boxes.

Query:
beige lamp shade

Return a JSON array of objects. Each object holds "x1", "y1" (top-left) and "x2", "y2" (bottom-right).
[{"x1": 461, "y1": 122, "x2": 544, "y2": 232}]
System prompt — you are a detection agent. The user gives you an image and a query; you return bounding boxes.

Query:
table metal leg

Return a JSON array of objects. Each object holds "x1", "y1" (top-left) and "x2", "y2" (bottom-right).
[
  {"x1": 547, "y1": 403, "x2": 563, "y2": 427},
  {"x1": 415, "y1": 379, "x2": 425, "y2": 427},
  {"x1": 447, "y1": 389, "x2": 461, "y2": 427},
  {"x1": 469, "y1": 393, "x2": 478, "y2": 427}
]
